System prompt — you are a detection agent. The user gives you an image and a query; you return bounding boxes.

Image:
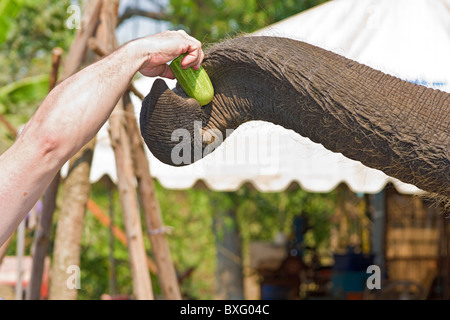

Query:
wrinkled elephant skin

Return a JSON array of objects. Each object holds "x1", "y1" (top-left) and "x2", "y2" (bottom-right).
[{"x1": 140, "y1": 36, "x2": 450, "y2": 198}]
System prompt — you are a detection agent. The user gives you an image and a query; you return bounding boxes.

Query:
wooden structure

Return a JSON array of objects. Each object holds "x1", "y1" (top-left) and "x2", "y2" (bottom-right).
[{"x1": 0, "y1": 0, "x2": 182, "y2": 300}]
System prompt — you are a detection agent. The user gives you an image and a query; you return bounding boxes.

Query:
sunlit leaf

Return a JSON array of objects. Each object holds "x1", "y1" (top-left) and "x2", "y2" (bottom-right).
[{"x1": 0, "y1": 74, "x2": 48, "y2": 112}]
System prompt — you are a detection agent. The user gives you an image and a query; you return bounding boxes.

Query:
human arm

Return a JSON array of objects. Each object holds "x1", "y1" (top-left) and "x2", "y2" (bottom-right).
[{"x1": 0, "y1": 30, "x2": 204, "y2": 246}]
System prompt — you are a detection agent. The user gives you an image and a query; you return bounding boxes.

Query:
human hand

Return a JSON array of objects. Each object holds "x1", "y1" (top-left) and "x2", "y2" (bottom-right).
[{"x1": 134, "y1": 30, "x2": 204, "y2": 79}]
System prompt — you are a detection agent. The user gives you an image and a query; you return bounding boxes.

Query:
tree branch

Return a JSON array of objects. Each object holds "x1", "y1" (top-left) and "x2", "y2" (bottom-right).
[{"x1": 118, "y1": 8, "x2": 167, "y2": 25}]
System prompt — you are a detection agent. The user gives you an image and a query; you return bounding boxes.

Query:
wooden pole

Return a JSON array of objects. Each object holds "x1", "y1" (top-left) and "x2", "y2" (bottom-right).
[
  {"x1": 99, "y1": 0, "x2": 153, "y2": 300},
  {"x1": 49, "y1": 0, "x2": 103, "y2": 300},
  {"x1": 123, "y1": 96, "x2": 182, "y2": 299},
  {"x1": 27, "y1": 47, "x2": 63, "y2": 300},
  {"x1": 48, "y1": 48, "x2": 63, "y2": 90}
]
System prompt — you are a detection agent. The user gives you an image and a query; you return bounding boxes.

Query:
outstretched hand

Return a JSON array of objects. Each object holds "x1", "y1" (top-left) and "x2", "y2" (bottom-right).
[{"x1": 135, "y1": 30, "x2": 205, "y2": 79}]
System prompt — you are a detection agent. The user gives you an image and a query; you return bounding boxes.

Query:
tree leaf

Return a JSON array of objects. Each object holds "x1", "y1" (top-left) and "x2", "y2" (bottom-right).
[{"x1": 0, "y1": 74, "x2": 49, "y2": 112}]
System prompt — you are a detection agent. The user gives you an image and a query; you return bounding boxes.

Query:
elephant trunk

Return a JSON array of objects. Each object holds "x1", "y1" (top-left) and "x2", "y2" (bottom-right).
[{"x1": 140, "y1": 36, "x2": 450, "y2": 198}]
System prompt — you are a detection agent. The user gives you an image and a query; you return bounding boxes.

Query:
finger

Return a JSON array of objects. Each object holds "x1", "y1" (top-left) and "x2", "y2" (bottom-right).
[
  {"x1": 181, "y1": 45, "x2": 204, "y2": 69},
  {"x1": 179, "y1": 34, "x2": 202, "y2": 67},
  {"x1": 193, "y1": 49, "x2": 205, "y2": 70},
  {"x1": 181, "y1": 46, "x2": 199, "y2": 68}
]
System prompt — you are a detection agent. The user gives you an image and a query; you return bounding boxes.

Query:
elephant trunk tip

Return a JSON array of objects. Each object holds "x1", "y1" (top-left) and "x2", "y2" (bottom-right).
[{"x1": 139, "y1": 78, "x2": 208, "y2": 166}]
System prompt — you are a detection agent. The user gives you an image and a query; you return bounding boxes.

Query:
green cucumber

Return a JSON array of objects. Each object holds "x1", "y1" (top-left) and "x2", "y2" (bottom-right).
[{"x1": 169, "y1": 53, "x2": 214, "y2": 106}]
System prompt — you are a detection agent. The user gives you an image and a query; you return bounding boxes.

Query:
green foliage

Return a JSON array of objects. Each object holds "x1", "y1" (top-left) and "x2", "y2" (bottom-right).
[
  {"x1": 0, "y1": 74, "x2": 49, "y2": 120},
  {"x1": 0, "y1": 0, "x2": 25, "y2": 45},
  {"x1": 233, "y1": 186, "x2": 336, "y2": 251},
  {"x1": 155, "y1": 182, "x2": 217, "y2": 299},
  {"x1": 167, "y1": 0, "x2": 329, "y2": 42},
  {"x1": 0, "y1": 0, "x2": 74, "y2": 86}
]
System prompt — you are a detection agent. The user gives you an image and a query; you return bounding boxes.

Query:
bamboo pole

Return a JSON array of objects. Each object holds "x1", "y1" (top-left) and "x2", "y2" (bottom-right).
[
  {"x1": 49, "y1": 0, "x2": 103, "y2": 300},
  {"x1": 99, "y1": 0, "x2": 153, "y2": 300},
  {"x1": 123, "y1": 96, "x2": 181, "y2": 299},
  {"x1": 27, "y1": 47, "x2": 63, "y2": 300}
]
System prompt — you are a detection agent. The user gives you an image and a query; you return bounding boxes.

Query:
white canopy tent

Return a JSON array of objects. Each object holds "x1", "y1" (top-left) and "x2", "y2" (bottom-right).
[{"x1": 76, "y1": 0, "x2": 450, "y2": 194}]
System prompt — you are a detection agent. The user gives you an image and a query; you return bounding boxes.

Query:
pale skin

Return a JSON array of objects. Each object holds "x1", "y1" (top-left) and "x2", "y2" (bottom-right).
[{"x1": 0, "y1": 30, "x2": 205, "y2": 246}]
